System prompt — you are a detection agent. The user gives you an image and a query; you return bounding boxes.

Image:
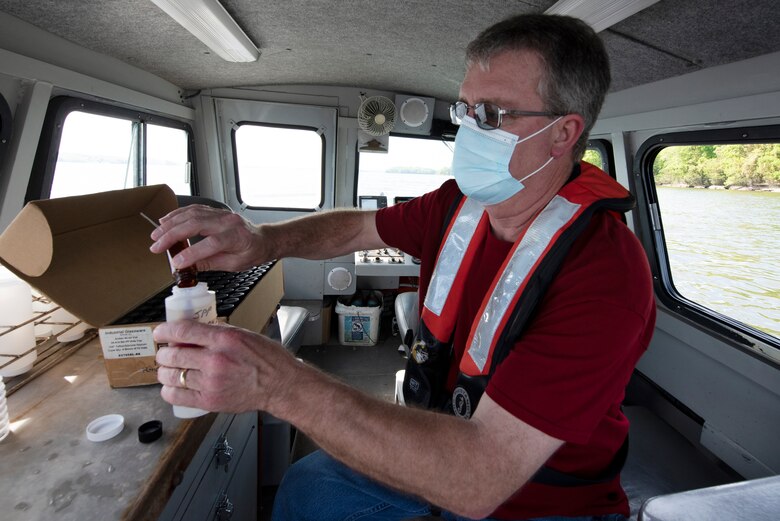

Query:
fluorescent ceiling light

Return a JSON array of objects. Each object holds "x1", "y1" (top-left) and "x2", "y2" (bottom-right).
[
  {"x1": 149, "y1": 0, "x2": 259, "y2": 62},
  {"x1": 545, "y1": 0, "x2": 661, "y2": 32}
]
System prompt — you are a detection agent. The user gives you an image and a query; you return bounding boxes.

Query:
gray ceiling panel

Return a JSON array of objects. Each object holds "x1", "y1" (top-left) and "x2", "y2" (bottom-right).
[{"x1": 0, "y1": 0, "x2": 777, "y2": 101}]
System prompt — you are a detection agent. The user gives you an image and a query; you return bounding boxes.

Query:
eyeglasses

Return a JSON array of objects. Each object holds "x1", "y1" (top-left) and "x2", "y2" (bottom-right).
[{"x1": 449, "y1": 101, "x2": 563, "y2": 130}]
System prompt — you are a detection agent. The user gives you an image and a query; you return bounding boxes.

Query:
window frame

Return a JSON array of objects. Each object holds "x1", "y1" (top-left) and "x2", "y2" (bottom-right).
[
  {"x1": 635, "y1": 124, "x2": 780, "y2": 356},
  {"x1": 27, "y1": 96, "x2": 197, "y2": 202},
  {"x1": 585, "y1": 138, "x2": 615, "y2": 179},
  {"x1": 231, "y1": 120, "x2": 326, "y2": 212},
  {"x1": 0, "y1": 93, "x2": 11, "y2": 169}
]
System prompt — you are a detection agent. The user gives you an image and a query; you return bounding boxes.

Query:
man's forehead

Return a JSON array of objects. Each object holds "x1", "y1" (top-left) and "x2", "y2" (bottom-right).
[{"x1": 459, "y1": 49, "x2": 544, "y2": 105}]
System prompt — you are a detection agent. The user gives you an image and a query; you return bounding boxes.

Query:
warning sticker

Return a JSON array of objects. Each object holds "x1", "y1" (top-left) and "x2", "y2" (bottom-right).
[
  {"x1": 345, "y1": 315, "x2": 371, "y2": 341},
  {"x1": 98, "y1": 326, "x2": 156, "y2": 359}
]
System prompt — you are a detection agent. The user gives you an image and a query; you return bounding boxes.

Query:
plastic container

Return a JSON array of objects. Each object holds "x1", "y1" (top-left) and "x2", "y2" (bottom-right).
[
  {"x1": 335, "y1": 291, "x2": 382, "y2": 346},
  {"x1": 0, "y1": 273, "x2": 36, "y2": 377},
  {"x1": 0, "y1": 376, "x2": 9, "y2": 442},
  {"x1": 165, "y1": 282, "x2": 217, "y2": 418}
]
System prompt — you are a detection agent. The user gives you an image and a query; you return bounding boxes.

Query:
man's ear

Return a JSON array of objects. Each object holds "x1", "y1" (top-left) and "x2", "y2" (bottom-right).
[{"x1": 550, "y1": 114, "x2": 584, "y2": 159}]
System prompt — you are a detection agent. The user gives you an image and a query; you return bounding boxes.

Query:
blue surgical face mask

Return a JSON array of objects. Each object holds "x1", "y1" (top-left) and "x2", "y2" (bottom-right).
[{"x1": 452, "y1": 115, "x2": 561, "y2": 205}]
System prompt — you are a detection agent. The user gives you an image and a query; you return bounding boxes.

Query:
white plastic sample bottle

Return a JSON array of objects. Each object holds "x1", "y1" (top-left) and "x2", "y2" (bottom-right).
[
  {"x1": 1, "y1": 376, "x2": 10, "y2": 442},
  {"x1": 0, "y1": 269, "x2": 36, "y2": 377},
  {"x1": 164, "y1": 282, "x2": 217, "y2": 418}
]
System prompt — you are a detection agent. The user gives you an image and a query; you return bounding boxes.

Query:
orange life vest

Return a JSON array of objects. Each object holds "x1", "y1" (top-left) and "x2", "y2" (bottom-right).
[{"x1": 402, "y1": 162, "x2": 636, "y2": 418}]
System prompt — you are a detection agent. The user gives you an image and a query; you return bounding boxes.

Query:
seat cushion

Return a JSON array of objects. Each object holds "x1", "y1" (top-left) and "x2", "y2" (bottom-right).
[
  {"x1": 277, "y1": 306, "x2": 310, "y2": 352},
  {"x1": 639, "y1": 475, "x2": 780, "y2": 521},
  {"x1": 394, "y1": 291, "x2": 419, "y2": 343}
]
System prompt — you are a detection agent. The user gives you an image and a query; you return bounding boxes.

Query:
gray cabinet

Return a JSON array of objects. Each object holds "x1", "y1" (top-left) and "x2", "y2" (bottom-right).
[{"x1": 159, "y1": 412, "x2": 258, "y2": 521}]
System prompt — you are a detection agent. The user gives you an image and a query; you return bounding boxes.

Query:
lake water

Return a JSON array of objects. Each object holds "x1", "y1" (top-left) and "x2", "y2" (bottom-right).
[{"x1": 655, "y1": 187, "x2": 780, "y2": 338}]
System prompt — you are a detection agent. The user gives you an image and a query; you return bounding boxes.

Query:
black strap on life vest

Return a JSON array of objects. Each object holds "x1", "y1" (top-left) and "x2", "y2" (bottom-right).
[{"x1": 532, "y1": 433, "x2": 630, "y2": 487}]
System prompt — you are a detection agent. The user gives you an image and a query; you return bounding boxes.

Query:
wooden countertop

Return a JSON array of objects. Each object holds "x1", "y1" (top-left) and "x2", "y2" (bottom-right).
[{"x1": 0, "y1": 335, "x2": 217, "y2": 521}]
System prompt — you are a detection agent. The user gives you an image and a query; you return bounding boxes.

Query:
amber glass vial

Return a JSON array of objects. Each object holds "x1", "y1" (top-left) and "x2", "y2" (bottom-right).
[{"x1": 167, "y1": 239, "x2": 198, "y2": 288}]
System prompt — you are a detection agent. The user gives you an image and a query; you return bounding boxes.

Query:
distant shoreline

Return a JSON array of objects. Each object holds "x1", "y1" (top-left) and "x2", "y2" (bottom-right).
[{"x1": 658, "y1": 183, "x2": 780, "y2": 193}]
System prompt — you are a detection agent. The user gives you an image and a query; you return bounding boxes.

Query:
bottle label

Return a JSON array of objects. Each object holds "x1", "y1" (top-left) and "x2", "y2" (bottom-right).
[
  {"x1": 166, "y1": 302, "x2": 217, "y2": 324},
  {"x1": 194, "y1": 304, "x2": 218, "y2": 324},
  {"x1": 99, "y1": 326, "x2": 156, "y2": 359}
]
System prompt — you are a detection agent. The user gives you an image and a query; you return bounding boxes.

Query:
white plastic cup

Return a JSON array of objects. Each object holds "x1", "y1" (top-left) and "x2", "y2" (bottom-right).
[
  {"x1": 0, "y1": 276, "x2": 36, "y2": 377},
  {"x1": 165, "y1": 283, "x2": 217, "y2": 419}
]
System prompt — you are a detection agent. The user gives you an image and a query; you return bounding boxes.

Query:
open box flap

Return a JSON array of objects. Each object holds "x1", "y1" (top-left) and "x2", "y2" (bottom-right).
[{"x1": 0, "y1": 185, "x2": 178, "y2": 326}]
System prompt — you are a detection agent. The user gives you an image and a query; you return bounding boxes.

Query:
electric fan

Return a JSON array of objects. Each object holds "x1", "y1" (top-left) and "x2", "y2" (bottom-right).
[{"x1": 357, "y1": 95, "x2": 396, "y2": 136}]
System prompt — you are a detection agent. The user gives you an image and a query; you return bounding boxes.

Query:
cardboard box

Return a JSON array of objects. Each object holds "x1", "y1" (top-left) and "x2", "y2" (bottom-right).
[{"x1": 0, "y1": 185, "x2": 284, "y2": 387}]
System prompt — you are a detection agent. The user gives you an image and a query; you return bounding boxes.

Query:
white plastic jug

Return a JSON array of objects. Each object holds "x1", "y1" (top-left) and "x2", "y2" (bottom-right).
[{"x1": 0, "y1": 272, "x2": 36, "y2": 377}]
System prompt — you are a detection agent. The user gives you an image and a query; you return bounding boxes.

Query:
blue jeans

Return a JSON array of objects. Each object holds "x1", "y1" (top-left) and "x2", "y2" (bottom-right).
[{"x1": 271, "y1": 450, "x2": 628, "y2": 521}]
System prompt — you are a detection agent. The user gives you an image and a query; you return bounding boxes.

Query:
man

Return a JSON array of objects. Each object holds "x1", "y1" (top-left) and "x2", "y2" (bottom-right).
[{"x1": 150, "y1": 14, "x2": 655, "y2": 521}]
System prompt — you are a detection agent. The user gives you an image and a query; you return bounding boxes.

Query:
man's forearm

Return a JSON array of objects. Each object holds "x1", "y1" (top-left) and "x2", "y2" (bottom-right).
[
  {"x1": 272, "y1": 365, "x2": 482, "y2": 514},
  {"x1": 261, "y1": 209, "x2": 386, "y2": 261},
  {"x1": 269, "y1": 363, "x2": 540, "y2": 519}
]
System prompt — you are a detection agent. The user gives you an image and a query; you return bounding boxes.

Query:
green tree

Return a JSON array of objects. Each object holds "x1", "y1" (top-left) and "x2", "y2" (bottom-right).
[
  {"x1": 679, "y1": 146, "x2": 712, "y2": 186},
  {"x1": 639, "y1": 142, "x2": 779, "y2": 188},
  {"x1": 716, "y1": 145, "x2": 749, "y2": 187},
  {"x1": 656, "y1": 146, "x2": 687, "y2": 185},
  {"x1": 755, "y1": 144, "x2": 780, "y2": 185},
  {"x1": 582, "y1": 149, "x2": 603, "y2": 170}
]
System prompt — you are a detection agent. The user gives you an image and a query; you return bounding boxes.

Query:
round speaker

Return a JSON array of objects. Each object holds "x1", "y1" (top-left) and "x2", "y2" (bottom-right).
[
  {"x1": 327, "y1": 267, "x2": 353, "y2": 291},
  {"x1": 399, "y1": 97, "x2": 429, "y2": 128}
]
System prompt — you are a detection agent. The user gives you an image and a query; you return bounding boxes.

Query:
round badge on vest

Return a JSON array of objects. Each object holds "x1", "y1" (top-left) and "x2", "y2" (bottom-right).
[{"x1": 452, "y1": 387, "x2": 472, "y2": 419}]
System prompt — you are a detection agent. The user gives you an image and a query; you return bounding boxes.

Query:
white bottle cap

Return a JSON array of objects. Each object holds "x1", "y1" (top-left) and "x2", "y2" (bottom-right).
[{"x1": 85, "y1": 414, "x2": 125, "y2": 442}]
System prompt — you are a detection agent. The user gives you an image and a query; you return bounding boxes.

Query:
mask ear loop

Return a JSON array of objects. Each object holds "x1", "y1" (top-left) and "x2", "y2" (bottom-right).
[
  {"x1": 516, "y1": 116, "x2": 562, "y2": 184},
  {"x1": 518, "y1": 156, "x2": 555, "y2": 184},
  {"x1": 516, "y1": 116, "x2": 562, "y2": 144}
]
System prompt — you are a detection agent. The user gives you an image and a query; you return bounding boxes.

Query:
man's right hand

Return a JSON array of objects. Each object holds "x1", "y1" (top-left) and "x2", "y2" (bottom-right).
[{"x1": 150, "y1": 204, "x2": 268, "y2": 273}]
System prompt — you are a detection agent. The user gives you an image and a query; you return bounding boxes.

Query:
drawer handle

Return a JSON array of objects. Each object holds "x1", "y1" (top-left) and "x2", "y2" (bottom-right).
[
  {"x1": 215, "y1": 492, "x2": 234, "y2": 520},
  {"x1": 214, "y1": 435, "x2": 234, "y2": 473}
]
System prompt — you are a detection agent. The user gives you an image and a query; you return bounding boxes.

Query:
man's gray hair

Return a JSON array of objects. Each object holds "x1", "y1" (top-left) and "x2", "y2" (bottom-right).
[{"x1": 466, "y1": 14, "x2": 611, "y2": 161}]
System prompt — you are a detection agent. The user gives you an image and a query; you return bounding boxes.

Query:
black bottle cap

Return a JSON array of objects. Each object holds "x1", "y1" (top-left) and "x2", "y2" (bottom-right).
[{"x1": 138, "y1": 420, "x2": 163, "y2": 443}]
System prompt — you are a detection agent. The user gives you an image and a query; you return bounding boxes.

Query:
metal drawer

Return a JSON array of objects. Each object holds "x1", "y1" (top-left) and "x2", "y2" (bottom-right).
[
  {"x1": 201, "y1": 420, "x2": 259, "y2": 521},
  {"x1": 159, "y1": 412, "x2": 258, "y2": 521}
]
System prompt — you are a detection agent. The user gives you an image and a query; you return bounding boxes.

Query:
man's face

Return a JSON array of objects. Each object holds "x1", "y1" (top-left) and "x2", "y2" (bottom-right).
[{"x1": 458, "y1": 49, "x2": 558, "y2": 184}]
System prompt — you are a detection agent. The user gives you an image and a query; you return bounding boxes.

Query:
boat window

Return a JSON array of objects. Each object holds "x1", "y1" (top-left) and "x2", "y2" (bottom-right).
[
  {"x1": 28, "y1": 97, "x2": 195, "y2": 201},
  {"x1": 146, "y1": 124, "x2": 192, "y2": 196},
  {"x1": 233, "y1": 123, "x2": 324, "y2": 210},
  {"x1": 638, "y1": 127, "x2": 780, "y2": 351},
  {"x1": 355, "y1": 135, "x2": 454, "y2": 206},
  {"x1": 584, "y1": 139, "x2": 615, "y2": 178}
]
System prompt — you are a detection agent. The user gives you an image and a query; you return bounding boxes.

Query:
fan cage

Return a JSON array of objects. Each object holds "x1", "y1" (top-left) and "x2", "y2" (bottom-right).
[{"x1": 358, "y1": 96, "x2": 396, "y2": 136}]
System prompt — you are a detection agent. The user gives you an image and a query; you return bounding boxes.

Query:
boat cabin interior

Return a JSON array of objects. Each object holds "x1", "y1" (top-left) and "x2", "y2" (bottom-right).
[{"x1": 0, "y1": 1, "x2": 778, "y2": 520}]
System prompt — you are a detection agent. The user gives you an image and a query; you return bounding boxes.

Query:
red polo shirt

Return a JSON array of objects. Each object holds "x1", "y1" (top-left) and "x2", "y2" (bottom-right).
[{"x1": 376, "y1": 176, "x2": 655, "y2": 518}]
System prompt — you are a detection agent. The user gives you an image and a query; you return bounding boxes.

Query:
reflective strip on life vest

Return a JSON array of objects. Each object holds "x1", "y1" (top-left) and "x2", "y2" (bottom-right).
[
  {"x1": 465, "y1": 195, "x2": 581, "y2": 373},
  {"x1": 424, "y1": 197, "x2": 484, "y2": 316}
]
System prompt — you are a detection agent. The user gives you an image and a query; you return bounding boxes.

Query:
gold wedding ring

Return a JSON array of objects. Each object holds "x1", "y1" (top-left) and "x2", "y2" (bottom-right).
[{"x1": 178, "y1": 368, "x2": 189, "y2": 389}]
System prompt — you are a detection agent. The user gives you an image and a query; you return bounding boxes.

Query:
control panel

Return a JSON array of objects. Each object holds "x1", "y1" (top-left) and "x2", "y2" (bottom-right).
[
  {"x1": 355, "y1": 248, "x2": 420, "y2": 277},
  {"x1": 358, "y1": 248, "x2": 407, "y2": 264}
]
